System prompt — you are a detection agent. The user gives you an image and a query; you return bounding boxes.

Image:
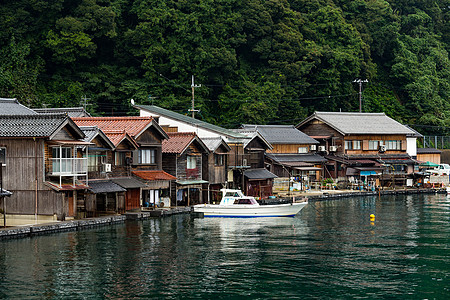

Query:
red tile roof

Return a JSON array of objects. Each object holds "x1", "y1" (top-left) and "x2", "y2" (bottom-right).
[
  {"x1": 132, "y1": 170, "x2": 176, "y2": 181},
  {"x1": 72, "y1": 117, "x2": 153, "y2": 138},
  {"x1": 162, "y1": 132, "x2": 196, "y2": 154}
]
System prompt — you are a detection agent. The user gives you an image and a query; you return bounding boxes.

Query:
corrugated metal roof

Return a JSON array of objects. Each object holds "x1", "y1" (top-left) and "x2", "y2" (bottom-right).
[
  {"x1": 240, "y1": 124, "x2": 319, "y2": 144},
  {"x1": 34, "y1": 107, "x2": 91, "y2": 117},
  {"x1": 298, "y1": 112, "x2": 417, "y2": 135},
  {"x1": 88, "y1": 180, "x2": 126, "y2": 194},
  {"x1": 135, "y1": 105, "x2": 247, "y2": 139},
  {"x1": 0, "y1": 98, "x2": 37, "y2": 115},
  {"x1": 132, "y1": 170, "x2": 177, "y2": 181},
  {"x1": 0, "y1": 114, "x2": 69, "y2": 137},
  {"x1": 244, "y1": 168, "x2": 278, "y2": 179}
]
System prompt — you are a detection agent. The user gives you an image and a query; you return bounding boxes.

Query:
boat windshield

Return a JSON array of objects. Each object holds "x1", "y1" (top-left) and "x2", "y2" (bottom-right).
[
  {"x1": 233, "y1": 198, "x2": 255, "y2": 205},
  {"x1": 224, "y1": 191, "x2": 243, "y2": 197}
]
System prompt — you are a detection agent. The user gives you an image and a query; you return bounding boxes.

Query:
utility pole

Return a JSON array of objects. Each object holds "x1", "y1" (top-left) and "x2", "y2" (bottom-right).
[
  {"x1": 80, "y1": 95, "x2": 91, "y2": 114},
  {"x1": 190, "y1": 75, "x2": 201, "y2": 118},
  {"x1": 353, "y1": 79, "x2": 368, "y2": 113}
]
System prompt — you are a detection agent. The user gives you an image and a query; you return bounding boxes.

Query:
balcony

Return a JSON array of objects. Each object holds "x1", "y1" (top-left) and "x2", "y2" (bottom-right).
[{"x1": 50, "y1": 158, "x2": 88, "y2": 176}]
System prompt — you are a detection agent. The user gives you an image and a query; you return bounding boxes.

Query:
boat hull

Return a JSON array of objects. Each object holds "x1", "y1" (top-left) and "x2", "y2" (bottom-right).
[{"x1": 193, "y1": 202, "x2": 307, "y2": 218}]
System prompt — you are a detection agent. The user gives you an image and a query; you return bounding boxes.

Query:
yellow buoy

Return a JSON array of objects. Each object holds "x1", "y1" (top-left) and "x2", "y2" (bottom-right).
[{"x1": 370, "y1": 214, "x2": 375, "y2": 220}]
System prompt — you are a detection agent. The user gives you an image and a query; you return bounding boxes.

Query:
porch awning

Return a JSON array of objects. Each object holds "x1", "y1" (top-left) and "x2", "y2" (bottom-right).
[
  {"x1": 244, "y1": 168, "x2": 278, "y2": 180},
  {"x1": 177, "y1": 180, "x2": 209, "y2": 185},
  {"x1": 45, "y1": 181, "x2": 89, "y2": 191},
  {"x1": 360, "y1": 171, "x2": 378, "y2": 176},
  {"x1": 112, "y1": 177, "x2": 146, "y2": 189},
  {"x1": 48, "y1": 140, "x2": 93, "y2": 146},
  {"x1": 88, "y1": 180, "x2": 126, "y2": 194},
  {"x1": 293, "y1": 166, "x2": 322, "y2": 171}
]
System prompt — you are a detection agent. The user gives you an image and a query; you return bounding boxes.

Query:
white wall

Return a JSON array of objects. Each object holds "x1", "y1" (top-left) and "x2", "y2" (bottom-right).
[
  {"x1": 140, "y1": 109, "x2": 222, "y2": 138},
  {"x1": 406, "y1": 137, "x2": 417, "y2": 157}
]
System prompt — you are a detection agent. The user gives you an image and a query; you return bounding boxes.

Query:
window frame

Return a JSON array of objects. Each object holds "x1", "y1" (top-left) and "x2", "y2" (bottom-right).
[
  {"x1": 187, "y1": 156, "x2": 197, "y2": 169},
  {"x1": 139, "y1": 149, "x2": 156, "y2": 164}
]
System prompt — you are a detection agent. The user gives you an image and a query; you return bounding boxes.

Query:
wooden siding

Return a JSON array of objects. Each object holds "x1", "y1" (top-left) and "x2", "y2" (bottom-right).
[
  {"x1": 1, "y1": 138, "x2": 65, "y2": 216},
  {"x1": 268, "y1": 144, "x2": 310, "y2": 154},
  {"x1": 298, "y1": 121, "x2": 342, "y2": 138},
  {"x1": 51, "y1": 127, "x2": 76, "y2": 140},
  {"x1": 417, "y1": 153, "x2": 440, "y2": 165}
]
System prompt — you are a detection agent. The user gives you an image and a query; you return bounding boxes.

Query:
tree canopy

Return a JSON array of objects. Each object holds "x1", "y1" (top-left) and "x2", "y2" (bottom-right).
[{"x1": 0, "y1": 0, "x2": 449, "y2": 134}]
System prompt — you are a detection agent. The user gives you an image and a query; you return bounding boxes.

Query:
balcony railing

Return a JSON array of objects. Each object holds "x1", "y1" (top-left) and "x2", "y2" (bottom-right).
[{"x1": 50, "y1": 158, "x2": 88, "y2": 176}]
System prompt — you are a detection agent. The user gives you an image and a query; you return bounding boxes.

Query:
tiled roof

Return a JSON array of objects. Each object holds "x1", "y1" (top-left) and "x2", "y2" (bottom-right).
[
  {"x1": 72, "y1": 117, "x2": 155, "y2": 138},
  {"x1": 162, "y1": 132, "x2": 196, "y2": 153},
  {"x1": 201, "y1": 137, "x2": 231, "y2": 153},
  {"x1": 0, "y1": 114, "x2": 71, "y2": 137},
  {"x1": 111, "y1": 177, "x2": 147, "y2": 189},
  {"x1": 0, "y1": 98, "x2": 37, "y2": 115},
  {"x1": 266, "y1": 153, "x2": 328, "y2": 163},
  {"x1": 417, "y1": 148, "x2": 442, "y2": 154},
  {"x1": 79, "y1": 126, "x2": 115, "y2": 149},
  {"x1": 243, "y1": 168, "x2": 278, "y2": 179},
  {"x1": 132, "y1": 170, "x2": 177, "y2": 181},
  {"x1": 102, "y1": 130, "x2": 138, "y2": 148},
  {"x1": 34, "y1": 107, "x2": 91, "y2": 117},
  {"x1": 134, "y1": 105, "x2": 248, "y2": 139},
  {"x1": 88, "y1": 180, "x2": 126, "y2": 194},
  {"x1": 229, "y1": 130, "x2": 272, "y2": 149},
  {"x1": 297, "y1": 112, "x2": 416, "y2": 135},
  {"x1": 239, "y1": 124, "x2": 319, "y2": 144}
]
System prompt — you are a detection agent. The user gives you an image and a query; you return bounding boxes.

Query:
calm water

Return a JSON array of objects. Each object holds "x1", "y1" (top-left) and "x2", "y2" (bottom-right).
[{"x1": 0, "y1": 194, "x2": 449, "y2": 299}]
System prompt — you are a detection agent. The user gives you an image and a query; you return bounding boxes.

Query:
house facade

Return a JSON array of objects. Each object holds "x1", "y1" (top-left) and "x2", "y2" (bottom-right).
[
  {"x1": 297, "y1": 112, "x2": 420, "y2": 188},
  {"x1": 0, "y1": 114, "x2": 89, "y2": 222}
]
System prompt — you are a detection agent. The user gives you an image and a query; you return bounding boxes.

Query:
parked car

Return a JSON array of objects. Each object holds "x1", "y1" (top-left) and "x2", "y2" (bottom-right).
[{"x1": 428, "y1": 164, "x2": 450, "y2": 176}]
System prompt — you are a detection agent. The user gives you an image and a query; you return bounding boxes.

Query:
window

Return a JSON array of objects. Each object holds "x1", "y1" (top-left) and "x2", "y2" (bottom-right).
[
  {"x1": 214, "y1": 154, "x2": 224, "y2": 166},
  {"x1": 0, "y1": 147, "x2": 5, "y2": 166},
  {"x1": 139, "y1": 149, "x2": 156, "y2": 164},
  {"x1": 52, "y1": 147, "x2": 72, "y2": 173},
  {"x1": 368, "y1": 140, "x2": 381, "y2": 150},
  {"x1": 298, "y1": 147, "x2": 308, "y2": 153},
  {"x1": 386, "y1": 140, "x2": 401, "y2": 150},
  {"x1": 345, "y1": 140, "x2": 361, "y2": 150},
  {"x1": 187, "y1": 156, "x2": 197, "y2": 169},
  {"x1": 115, "y1": 152, "x2": 127, "y2": 166}
]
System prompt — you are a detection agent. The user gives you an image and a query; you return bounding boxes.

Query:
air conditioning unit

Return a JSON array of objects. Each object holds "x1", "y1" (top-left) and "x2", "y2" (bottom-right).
[
  {"x1": 242, "y1": 158, "x2": 247, "y2": 166},
  {"x1": 329, "y1": 145, "x2": 338, "y2": 152},
  {"x1": 379, "y1": 145, "x2": 386, "y2": 153},
  {"x1": 310, "y1": 145, "x2": 317, "y2": 151},
  {"x1": 318, "y1": 146, "x2": 326, "y2": 152},
  {"x1": 103, "y1": 163, "x2": 112, "y2": 173}
]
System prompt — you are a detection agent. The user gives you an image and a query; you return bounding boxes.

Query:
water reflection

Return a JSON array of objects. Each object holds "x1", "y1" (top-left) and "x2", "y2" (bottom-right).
[{"x1": 0, "y1": 194, "x2": 448, "y2": 299}]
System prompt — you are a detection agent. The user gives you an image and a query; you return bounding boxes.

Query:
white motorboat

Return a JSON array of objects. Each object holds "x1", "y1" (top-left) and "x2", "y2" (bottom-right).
[{"x1": 193, "y1": 189, "x2": 307, "y2": 218}]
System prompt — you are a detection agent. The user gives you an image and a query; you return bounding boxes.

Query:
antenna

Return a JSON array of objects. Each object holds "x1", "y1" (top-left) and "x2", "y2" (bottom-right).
[
  {"x1": 80, "y1": 95, "x2": 91, "y2": 112},
  {"x1": 353, "y1": 79, "x2": 368, "y2": 113},
  {"x1": 189, "y1": 75, "x2": 201, "y2": 118},
  {"x1": 148, "y1": 94, "x2": 157, "y2": 105}
]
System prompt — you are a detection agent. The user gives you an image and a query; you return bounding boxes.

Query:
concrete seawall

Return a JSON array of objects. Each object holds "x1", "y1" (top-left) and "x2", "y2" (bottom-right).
[{"x1": 0, "y1": 190, "x2": 444, "y2": 240}]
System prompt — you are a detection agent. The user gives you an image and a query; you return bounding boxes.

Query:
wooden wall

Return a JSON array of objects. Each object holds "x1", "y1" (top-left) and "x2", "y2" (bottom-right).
[
  {"x1": 268, "y1": 144, "x2": 311, "y2": 154},
  {"x1": 1, "y1": 138, "x2": 65, "y2": 216}
]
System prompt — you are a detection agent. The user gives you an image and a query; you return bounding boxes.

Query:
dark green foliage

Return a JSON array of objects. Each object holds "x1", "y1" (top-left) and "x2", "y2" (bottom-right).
[{"x1": 0, "y1": 0, "x2": 449, "y2": 134}]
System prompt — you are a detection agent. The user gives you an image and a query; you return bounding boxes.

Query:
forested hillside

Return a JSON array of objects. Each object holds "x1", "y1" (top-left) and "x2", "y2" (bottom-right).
[{"x1": 0, "y1": 0, "x2": 449, "y2": 133}]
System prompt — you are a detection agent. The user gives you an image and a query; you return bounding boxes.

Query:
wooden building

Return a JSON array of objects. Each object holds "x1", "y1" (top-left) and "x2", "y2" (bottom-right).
[
  {"x1": 0, "y1": 114, "x2": 88, "y2": 222},
  {"x1": 297, "y1": 112, "x2": 421, "y2": 187},
  {"x1": 73, "y1": 117, "x2": 172, "y2": 210},
  {"x1": 162, "y1": 132, "x2": 209, "y2": 205}
]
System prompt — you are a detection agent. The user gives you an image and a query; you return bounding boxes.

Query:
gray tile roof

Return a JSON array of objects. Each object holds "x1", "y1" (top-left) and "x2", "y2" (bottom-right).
[
  {"x1": 88, "y1": 180, "x2": 126, "y2": 194},
  {"x1": 239, "y1": 124, "x2": 319, "y2": 144},
  {"x1": 135, "y1": 105, "x2": 247, "y2": 139},
  {"x1": 200, "y1": 137, "x2": 231, "y2": 152},
  {"x1": 0, "y1": 98, "x2": 37, "y2": 115},
  {"x1": 111, "y1": 177, "x2": 147, "y2": 189},
  {"x1": 33, "y1": 107, "x2": 91, "y2": 117},
  {"x1": 416, "y1": 148, "x2": 442, "y2": 154},
  {"x1": 297, "y1": 112, "x2": 417, "y2": 135},
  {"x1": 79, "y1": 126, "x2": 115, "y2": 149},
  {"x1": 244, "y1": 168, "x2": 278, "y2": 179},
  {"x1": 266, "y1": 153, "x2": 328, "y2": 163},
  {"x1": 0, "y1": 114, "x2": 69, "y2": 137}
]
